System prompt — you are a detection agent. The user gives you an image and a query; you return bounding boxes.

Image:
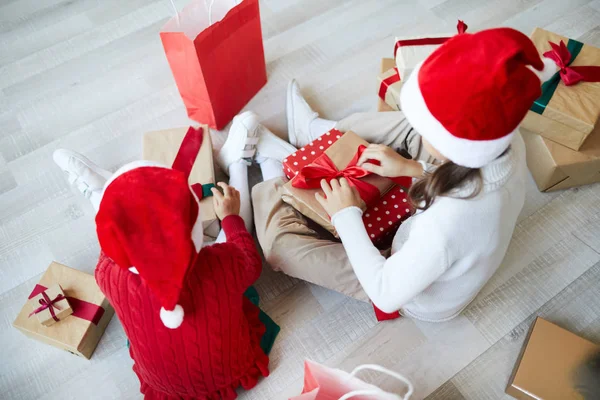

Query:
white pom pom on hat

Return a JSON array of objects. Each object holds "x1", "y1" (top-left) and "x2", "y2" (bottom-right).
[
  {"x1": 160, "y1": 305, "x2": 185, "y2": 329},
  {"x1": 529, "y1": 57, "x2": 559, "y2": 83}
]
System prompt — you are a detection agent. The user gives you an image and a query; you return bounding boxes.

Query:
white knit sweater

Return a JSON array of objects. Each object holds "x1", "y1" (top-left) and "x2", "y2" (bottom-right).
[{"x1": 332, "y1": 133, "x2": 527, "y2": 322}]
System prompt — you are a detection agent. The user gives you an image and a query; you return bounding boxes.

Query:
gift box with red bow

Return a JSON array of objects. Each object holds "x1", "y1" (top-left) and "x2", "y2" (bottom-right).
[
  {"x1": 28, "y1": 284, "x2": 73, "y2": 327},
  {"x1": 394, "y1": 20, "x2": 468, "y2": 80},
  {"x1": 521, "y1": 28, "x2": 600, "y2": 151},
  {"x1": 282, "y1": 130, "x2": 412, "y2": 247},
  {"x1": 13, "y1": 262, "x2": 114, "y2": 359}
]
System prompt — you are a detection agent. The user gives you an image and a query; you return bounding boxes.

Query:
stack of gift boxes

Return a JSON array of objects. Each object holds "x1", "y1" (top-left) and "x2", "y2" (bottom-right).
[{"x1": 377, "y1": 24, "x2": 600, "y2": 192}]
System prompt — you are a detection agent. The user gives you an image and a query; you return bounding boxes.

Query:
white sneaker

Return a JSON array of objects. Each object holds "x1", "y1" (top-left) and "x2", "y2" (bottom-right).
[
  {"x1": 286, "y1": 79, "x2": 319, "y2": 149},
  {"x1": 216, "y1": 111, "x2": 260, "y2": 174},
  {"x1": 53, "y1": 149, "x2": 111, "y2": 199},
  {"x1": 255, "y1": 124, "x2": 297, "y2": 164}
]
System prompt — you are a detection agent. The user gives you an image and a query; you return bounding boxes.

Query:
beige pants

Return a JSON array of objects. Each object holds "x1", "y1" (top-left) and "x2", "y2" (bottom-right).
[{"x1": 252, "y1": 112, "x2": 434, "y2": 302}]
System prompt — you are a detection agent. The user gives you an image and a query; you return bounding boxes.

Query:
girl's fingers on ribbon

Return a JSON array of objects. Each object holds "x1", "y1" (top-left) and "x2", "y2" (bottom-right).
[
  {"x1": 320, "y1": 179, "x2": 332, "y2": 196},
  {"x1": 330, "y1": 178, "x2": 341, "y2": 191},
  {"x1": 358, "y1": 148, "x2": 383, "y2": 165},
  {"x1": 211, "y1": 187, "x2": 224, "y2": 204},
  {"x1": 339, "y1": 177, "x2": 350, "y2": 189},
  {"x1": 315, "y1": 192, "x2": 327, "y2": 208},
  {"x1": 217, "y1": 182, "x2": 232, "y2": 197},
  {"x1": 361, "y1": 162, "x2": 384, "y2": 175}
]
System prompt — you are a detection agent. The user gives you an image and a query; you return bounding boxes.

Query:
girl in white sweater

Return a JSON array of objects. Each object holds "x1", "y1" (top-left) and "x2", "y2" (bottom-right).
[
  {"x1": 313, "y1": 28, "x2": 557, "y2": 321},
  {"x1": 252, "y1": 27, "x2": 557, "y2": 322}
]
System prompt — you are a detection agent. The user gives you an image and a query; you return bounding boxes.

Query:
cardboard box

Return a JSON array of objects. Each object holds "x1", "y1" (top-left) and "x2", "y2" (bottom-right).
[
  {"x1": 506, "y1": 317, "x2": 599, "y2": 400},
  {"x1": 522, "y1": 126, "x2": 600, "y2": 191},
  {"x1": 521, "y1": 28, "x2": 600, "y2": 151},
  {"x1": 28, "y1": 284, "x2": 73, "y2": 326},
  {"x1": 143, "y1": 126, "x2": 220, "y2": 239},
  {"x1": 13, "y1": 262, "x2": 114, "y2": 359},
  {"x1": 377, "y1": 60, "x2": 402, "y2": 111},
  {"x1": 378, "y1": 58, "x2": 396, "y2": 112},
  {"x1": 282, "y1": 131, "x2": 394, "y2": 236}
]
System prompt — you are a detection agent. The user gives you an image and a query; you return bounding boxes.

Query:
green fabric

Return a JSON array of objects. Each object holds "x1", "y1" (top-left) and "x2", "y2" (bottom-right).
[
  {"x1": 244, "y1": 286, "x2": 280, "y2": 355},
  {"x1": 531, "y1": 39, "x2": 584, "y2": 114}
]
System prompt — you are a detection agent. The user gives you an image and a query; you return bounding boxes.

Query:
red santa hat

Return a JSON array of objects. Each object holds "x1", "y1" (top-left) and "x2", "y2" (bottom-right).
[
  {"x1": 95, "y1": 161, "x2": 204, "y2": 329},
  {"x1": 400, "y1": 27, "x2": 558, "y2": 168}
]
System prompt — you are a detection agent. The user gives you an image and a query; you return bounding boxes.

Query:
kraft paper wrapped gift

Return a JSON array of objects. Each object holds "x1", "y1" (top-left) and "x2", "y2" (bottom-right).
[
  {"x1": 377, "y1": 60, "x2": 402, "y2": 111},
  {"x1": 521, "y1": 28, "x2": 600, "y2": 151},
  {"x1": 522, "y1": 126, "x2": 600, "y2": 192},
  {"x1": 143, "y1": 126, "x2": 220, "y2": 240},
  {"x1": 394, "y1": 20, "x2": 468, "y2": 80},
  {"x1": 28, "y1": 284, "x2": 72, "y2": 327},
  {"x1": 378, "y1": 58, "x2": 397, "y2": 112},
  {"x1": 506, "y1": 317, "x2": 599, "y2": 400},
  {"x1": 282, "y1": 130, "x2": 395, "y2": 238},
  {"x1": 13, "y1": 262, "x2": 115, "y2": 359}
]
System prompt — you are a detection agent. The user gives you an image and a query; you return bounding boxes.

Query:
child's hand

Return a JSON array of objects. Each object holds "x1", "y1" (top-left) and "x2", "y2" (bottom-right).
[
  {"x1": 211, "y1": 182, "x2": 240, "y2": 220},
  {"x1": 357, "y1": 144, "x2": 423, "y2": 178},
  {"x1": 315, "y1": 178, "x2": 363, "y2": 216}
]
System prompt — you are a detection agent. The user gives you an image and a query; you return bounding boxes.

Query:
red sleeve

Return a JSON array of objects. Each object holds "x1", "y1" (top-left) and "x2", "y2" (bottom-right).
[{"x1": 221, "y1": 215, "x2": 262, "y2": 288}]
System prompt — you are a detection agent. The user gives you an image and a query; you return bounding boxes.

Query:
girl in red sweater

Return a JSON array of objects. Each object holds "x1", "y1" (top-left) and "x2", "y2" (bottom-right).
[{"x1": 53, "y1": 113, "x2": 285, "y2": 399}]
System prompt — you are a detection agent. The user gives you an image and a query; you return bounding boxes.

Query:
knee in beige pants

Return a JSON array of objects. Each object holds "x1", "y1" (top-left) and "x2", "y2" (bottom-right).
[{"x1": 252, "y1": 177, "x2": 369, "y2": 302}]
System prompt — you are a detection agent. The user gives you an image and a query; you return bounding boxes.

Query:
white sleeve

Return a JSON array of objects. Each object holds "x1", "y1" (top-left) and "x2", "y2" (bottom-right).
[{"x1": 332, "y1": 206, "x2": 449, "y2": 313}]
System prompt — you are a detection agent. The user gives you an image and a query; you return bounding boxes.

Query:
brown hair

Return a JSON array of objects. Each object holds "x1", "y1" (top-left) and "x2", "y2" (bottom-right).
[{"x1": 408, "y1": 161, "x2": 483, "y2": 211}]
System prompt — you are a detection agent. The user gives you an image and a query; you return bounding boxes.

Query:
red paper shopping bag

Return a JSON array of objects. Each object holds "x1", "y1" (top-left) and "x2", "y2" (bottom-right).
[
  {"x1": 290, "y1": 361, "x2": 413, "y2": 400},
  {"x1": 161, "y1": 0, "x2": 267, "y2": 130}
]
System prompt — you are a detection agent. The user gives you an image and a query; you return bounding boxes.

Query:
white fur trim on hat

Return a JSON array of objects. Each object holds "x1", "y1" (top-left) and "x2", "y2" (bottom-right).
[
  {"x1": 160, "y1": 304, "x2": 184, "y2": 329},
  {"x1": 529, "y1": 57, "x2": 559, "y2": 83},
  {"x1": 400, "y1": 62, "x2": 515, "y2": 168}
]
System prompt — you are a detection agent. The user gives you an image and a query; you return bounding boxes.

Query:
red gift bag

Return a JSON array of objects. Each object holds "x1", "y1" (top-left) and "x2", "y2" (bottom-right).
[{"x1": 161, "y1": 0, "x2": 267, "y2": 130}]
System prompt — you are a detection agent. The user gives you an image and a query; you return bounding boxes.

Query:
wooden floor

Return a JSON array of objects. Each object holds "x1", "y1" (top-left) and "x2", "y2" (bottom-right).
[{"x1": 1, "y1": 0, "x2": 600, "y2": 399}]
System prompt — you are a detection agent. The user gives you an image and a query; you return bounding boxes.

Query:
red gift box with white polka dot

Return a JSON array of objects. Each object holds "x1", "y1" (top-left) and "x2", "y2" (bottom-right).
[
  {"x1": 283, "y1": 129, "x2": 413, "y2": 248},
  {"x1": 283, "y1": 129, "x2": 344, "y2": 179},
  {"x1": 363, "y1": 178, "x2": 412, "y2": 249}
]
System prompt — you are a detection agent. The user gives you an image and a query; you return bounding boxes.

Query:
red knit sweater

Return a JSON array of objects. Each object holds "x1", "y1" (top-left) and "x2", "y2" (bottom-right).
[{"x1": 95, "y1": 216, "x2": 269, "y2": 399}]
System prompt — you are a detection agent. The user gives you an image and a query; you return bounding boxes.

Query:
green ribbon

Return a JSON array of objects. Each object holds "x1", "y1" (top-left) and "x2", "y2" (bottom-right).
[
  {"x1": 530, "y1": 39, "x2": 584, "y2": 115},
  {"x1": 201, "y1": 183, "x2": 216, "y2": 199}
]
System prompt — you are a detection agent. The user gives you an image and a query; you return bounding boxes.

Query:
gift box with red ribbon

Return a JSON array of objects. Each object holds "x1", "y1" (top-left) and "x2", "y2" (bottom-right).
[
  {"x1": 377, "y1": 63, "x2": 402, "y2": 111},
  {"x1": 394, "y1": 20, "x2": 467, "y2": 80},
  {"x1": 521, "y1": 28, "x2": 600, "y2": 151},
  {"x1": 143, "y1": 125, "x2": 221, "y2": 240},
  {"x1": 13, "y1": 262, "x2": 114, "y2": 359},
  {"x1": 282, "y1": 130, "x2": 412, "y2": 247},
  {"x1": 28, "y1": 284, "x2": 73, "y2": 327}
]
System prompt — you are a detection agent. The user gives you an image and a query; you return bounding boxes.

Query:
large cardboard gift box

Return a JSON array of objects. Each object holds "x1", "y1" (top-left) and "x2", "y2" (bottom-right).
[
  {"x1": 143, "y1": 126, "x2": 220, "y2": 239},
  {"x1": 506, "y1": 317, "x2": 599, "y2": 400},
  {"x1": 282, "y1": 130, "x2": 412, "y2": 247},
  {"x1": 521, "y1": 28, "x2": 600, "y2": 151},
  {"x1": 13, "y1": 262, "x2": 115, "y2": 359},
  {"x1": 522, "y1": 126, "x2": 600, "y2": 191}
]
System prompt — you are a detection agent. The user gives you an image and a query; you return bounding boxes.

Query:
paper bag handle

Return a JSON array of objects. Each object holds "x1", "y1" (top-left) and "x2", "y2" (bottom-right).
[
  {"x1": 338, "y1": 364, "x2": 413, "y2": 400},
  {"x1": 168, "y1": 0, "x2": 239, "y2": 26}
]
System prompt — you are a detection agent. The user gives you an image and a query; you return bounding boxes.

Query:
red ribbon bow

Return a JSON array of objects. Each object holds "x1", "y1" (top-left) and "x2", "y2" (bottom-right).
[
  {"x1": 29, "y1": 291, "x2": 65, "y2": 322},
  {"x1": 544, "y1": 40, "x2": 600, "y2": 86},
  {"x1": 394, "y1": 20, "x2": 468, "y2": 57},
  {"x1": 291, "y1": 145, "x2": 381, "y2": 207}
]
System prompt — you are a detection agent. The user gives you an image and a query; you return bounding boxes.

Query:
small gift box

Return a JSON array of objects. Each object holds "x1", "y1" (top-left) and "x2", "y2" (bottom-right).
[
  {"x1": 522, "y1": 126, "x2": 600, "y2": 192},
  {"x1": 143, "y1": 126, "x2": 220, "y2": 240},
  {"x1": 378, "y1": 58, "x2": 397, "y2": 112},
  {"x1": 13, "y1": 262, "x2": 114, "y2": 359},
  {"x1": 377, "y1": 63, "x2": 402, "y2": 111},
  {"x1": 363, "y1": 181, "x2": 412, "y2": 248},
  {"x1": 28, "y1": 284, "x2": 73, "y2": 326},
  {"x1": 282, "y1": 130, "x2": 396, "y2": 239},
  {"x1": 394, "y1": 20, "x2": 467, "y2": 80},
  {"x1": 521, "y1": 28, "x2": 600, "y2": 151}
]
